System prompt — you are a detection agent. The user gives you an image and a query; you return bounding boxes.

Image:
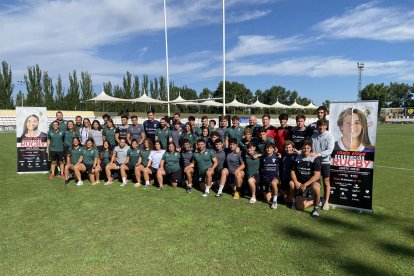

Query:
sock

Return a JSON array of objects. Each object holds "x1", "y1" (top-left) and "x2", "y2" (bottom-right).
[
  {"x1": 145, "y1": 181, "x2": 150, "y2": 185},
  {"x1": 314, "y1": 206, "x2": 319, "y2": 211},
  {"x1": 236, "y1": 186, "x2": 240, "y2": 193},
  {"x1": 205, "y1": 187, "x2": 210, "y2": 193},
  {"x1": 218, "y1": 186, "x2": 224, "y2": 194},
  {"x1": 273, "y1": 195, "x2": 278, "y2": 203},
  {"x1": 122, "y1": 177, "x2": 126, "y2": 182}
]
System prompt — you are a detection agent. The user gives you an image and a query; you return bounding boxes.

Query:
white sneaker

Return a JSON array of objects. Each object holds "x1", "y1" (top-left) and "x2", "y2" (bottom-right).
[
  {"x1": 249, "y1": 198, "x2": 257, "y2": 204},
  {"x1": 134, "y1": 183, "x2": 142, "y2": 188},
  {"x1": 76, "y1": 181, "x2": 84, "y2": 187},
  {"x1": 120, "y1": 181, "x2": 128, "y2": 187},
  {"x1": 202, "y1": 191, "x2": 209, "y2": 197},
  {"x1": 322, "y1": 202, "x2": 330, "y2": 211},
  {"x1": 271, "y1": 201, "x2": 278, "y2": 209}
]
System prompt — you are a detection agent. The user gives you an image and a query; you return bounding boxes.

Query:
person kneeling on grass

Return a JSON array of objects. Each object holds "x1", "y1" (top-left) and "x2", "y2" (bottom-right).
[
  {"x1": 244, "y1": 142, "x2": 262, "y2": 204},
  {"x1": 64, "y1": 137, "x2": 83, "y2": 186},
  {"x1": 289, "y1": 141, "x2": 321, "y2": 218},
  {"x1": 260, "y1": 143, "x2": 280, "y2": 209},
  {"x1": 188, "y1": 139, "x2": 218, "y2": 197},
  {"x1": 104, "y1": 138, "x2": 130, "y2": 185},
  {"x1": 73, "y1": 138, "x2": 100, "y2": 186},
  {"x1": 157, "y1": 142, "x2": 182, "y2": 190},
  {"x1": 143, "y1": 140, "x2": 165, "y2": 189},
  {"x1": 119, "y1": 139, "x2": 142, "y2": 187},
  {"x1": 216, "y1": 138, "x2": 245, "y2": 199}
]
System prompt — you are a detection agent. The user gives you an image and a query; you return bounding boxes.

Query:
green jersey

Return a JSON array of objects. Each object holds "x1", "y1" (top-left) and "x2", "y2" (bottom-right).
[
  {"x1": 49, "y1": 120, "x2": 67, "y2": 132},
  {"x1": 101, "y1": 150, "x2": 111, "y2": 164},
  {"x1": 238, "y1": 137, "x2": 259, "y2": 154},
  {"x1": 47, "y1": 130, "x2": 64, "y2": 152},
  {"x1": 227, "y1": 126, "x2": 244, "y2": 142},
  {"x1": 244, "y1": 152, "x2": 261, "y2": 177},
  {"x1": 193, "y1": 149, "x2": 216, "y2": 173},
  {"x1": 103, "y1": 128, "x2": 116, "y2": 146},
  {"x1": 82, "y1": 147, "x2": 98, "y2": 165},
  {"x1": 140, "y1": 150, "x2": 151, "y2": 167},
  {"x1": 180, "y1": 133, "x2": 195, "y2": 148},
  {"x1": 63, "y1": 130, "x2": 79, "y2": 147},
  {"x1": 257, "y1": 137, "x2": 275, "y2": 154},
  {"x1": 128, "y1": 148, "x2": 141, "y2": 166},
  {"x1": 162, "y1": 151, "x2": 181, "y2": 173},
  {"x1": 69, "y1": 146, "x2": 83, "y2": 165},
  {"x1": 155, "y1": 127, "x2": 170, "y2": 150}
]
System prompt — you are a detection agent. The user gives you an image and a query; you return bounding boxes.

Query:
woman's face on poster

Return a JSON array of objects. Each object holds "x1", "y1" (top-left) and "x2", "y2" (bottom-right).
[
  {"x1": 342, "y1": 113, "x2": 362, "y2": 139},
  {"x1": 26, "y1": 116, "x2": 39, "y2": 131}
]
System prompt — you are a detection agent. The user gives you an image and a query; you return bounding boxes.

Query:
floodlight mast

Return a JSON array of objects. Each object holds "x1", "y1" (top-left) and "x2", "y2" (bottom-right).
[
  {"x1": 357, "y1": 62, "x2": 364, "y2": 97},
  {"x1": 222, "y1": 0, "x2": 226, "y2": 116},
  {"x1": 164, "y1": 0, "x2": 171, "y2": 116}
]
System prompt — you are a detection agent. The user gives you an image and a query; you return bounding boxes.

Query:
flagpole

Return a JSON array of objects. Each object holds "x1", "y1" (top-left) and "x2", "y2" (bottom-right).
[
  {"x1": 222, "y1": 0, "x2": 226, "y2": 116},
  {"x1": 164, "y1": 0, "x2": 171, "y2": 116}
]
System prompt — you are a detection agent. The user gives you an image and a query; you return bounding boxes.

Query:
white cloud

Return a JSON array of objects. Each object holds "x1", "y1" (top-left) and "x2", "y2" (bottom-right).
[
  {"x1": 226, "y1": 35, "x2": 305, "y2": 61},
  {"x1": 315, "y1": 2, "x2": 414, "y2": 41},
  {"x1": 228, "y1": 9, "x2": 272, "y2": 23}
]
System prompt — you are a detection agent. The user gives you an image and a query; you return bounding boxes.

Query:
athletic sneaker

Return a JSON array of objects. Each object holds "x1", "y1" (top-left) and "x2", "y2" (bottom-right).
[
  {"x1": 319, "y1": 198, "x2": 325, "y2": 207},
  {"x1": 120, "y1": 181, "x2": 128, "y2": 187},
  {"x1": 144, "y1": 184, "x2": 150, "y2": 189},
  {"x1": 249, "y1": 198, "x2": 257, "y2": 204},
  {"x1": 202, "y1": 191, "x2": 209, "y2": 197},
  {"x1": 64, "y1": 180, "x2": 69, "y2": 186},
  {"x1": 60, "y1": 173, "x2": 65, "y2": 179},
  {"x1": 157, "y1": 186, "x2": 163, "y2": 191},
  {"x1": 48, "y1": 174, "x2": 55, "y2": 180},
  {"x1": 271, "y1": 201, "x2": 278, "y2": 209},
  {"x1": 76, "y1": 181, "x2": 84, "y2": 187},
  {"x1": 104, "y1": 180, "x2": 113, "y2": 186},
  {"x1": 311, "y1": 209, "x2": 319, "y2": 218},
  {"x1": 186, "y1": 186, "x2": 192, "y2": 193},
  {"x1": 215, "y1": 192, "x2": 222, "y2": 197},
  {"x1": 134, "y1": 183, "x2": 142, "y2": 188},
  {"x1": 291, "y1": 202, "x2": 296, "y2": 210},
  {"x1": 92, "y1": 181, "x2": 100, "y2": 186},
  {"x1": 233, "y1": 191, "x2": 240, "y2": 200},
  {"x1": 322, "y1": 202, "x2": 330, "y2": 211}
]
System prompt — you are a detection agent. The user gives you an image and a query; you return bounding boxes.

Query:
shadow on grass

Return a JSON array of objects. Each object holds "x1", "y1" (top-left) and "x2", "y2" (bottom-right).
[
  {"x1": 281, "y1": 226, "x2": 332, "y2": 245},
  {"x1": 378, "y1": 241, "x2": 414, "y2": 258},
  {"x1": 318, "y1": 216, "x2": 365, "y2": 232},
  {"x1": 340, "y1": 260, "x2": 393, "y2": 276}
]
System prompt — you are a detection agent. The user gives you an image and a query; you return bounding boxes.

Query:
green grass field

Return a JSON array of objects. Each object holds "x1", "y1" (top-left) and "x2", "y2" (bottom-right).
[{"x1": 1, "y1": 125, "x2": 414, "y2": 275}]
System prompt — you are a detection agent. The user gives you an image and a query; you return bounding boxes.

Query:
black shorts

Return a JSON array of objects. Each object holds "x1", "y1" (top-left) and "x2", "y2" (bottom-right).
[
  {"x1": 261, "y1": 177, "x2": 279, "y2": 193},
  {"x1": 168, "y1": 170, "x2": 182, "y2": 183},
  {"x1": 63, "y1": 146, "x2": 71, "y2": 157},
  {"x1": 85, "y1": 163, "x2": 94, "y2": 174},
  {"x1": 321, "y1": 164, "x2": 330, "y2": 178},
  {"x1": 127, "y1": 164, "x2": 136, "y2": 171},
  {"x1": 50, "y1": 151, "x2": 64, "y2": 161},
  {"x1": 149, "y1": 166, "x2": 157, "y2": 175},
  {"x1": 247, "y1": 173, "x2": 260, "y2": 184},
  {"x1": 213, "y1": 168, "x2": 223, "y2": 181},
  {"x1": 280, "y1": 179, "x2": 290, "y2": 192},
  {"x1": 296, "y1": 182, "x2": 320, "y2": 198},
  {"x1": 197, "y1": 170, "x2": 207, "y2": 183},
  {"x1": 228, "y1": 173, "x2": 236, "y2": 185}
]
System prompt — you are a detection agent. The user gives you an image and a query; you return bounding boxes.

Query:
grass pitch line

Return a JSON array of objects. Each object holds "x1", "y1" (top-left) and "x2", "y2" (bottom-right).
[{"x1": 375, "y1": 164, "x2": 414, "y2": 171}]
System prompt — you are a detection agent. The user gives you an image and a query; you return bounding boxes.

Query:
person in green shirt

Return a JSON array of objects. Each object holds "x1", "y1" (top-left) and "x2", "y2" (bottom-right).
[
  {"x1": 48, "y1": 111, "x2": 67, "y2": 132},
  {"x1": 73, "y1": 138, "x2": 100, "y2": 186},
  {"x1": 188, "y1": 138, "x2": 218, "y2": 197},
  {"x1": 244, "y1": 142, "x2": 263, "y2": 204},
  {"x1": 64, "y1": 137, "x2": 83, "y2": 186},
  {"x1": 226, "y1": 115, "x2": 244, "y2": 146},
  {"x1": 103, "y1": 119, "x2": 116, "y2": 149},
  {"x1": 63, "y1": 120, "x2": 80, "y2": 159},
  {"x1": 155, "y1": 118, "x2": 170, "y2": 150},
  {"x1": 47, "y1": 120, "x2": 65, "y2": 180},
  {"x1": 97, "y1": 140, "x2": 112, "y2": 182},
  {"x1": 156, "y1": 142, "x2": 182, "y2": 189},
  {"x1": 180, "y1": 122, "x2": 195, "y2": 149},
  {"x1": 136, "y1": 138, "x2": 153, "y2": 188},
  {"x1": 120, "y1": 139, "x2": 142, "y2": 187}
]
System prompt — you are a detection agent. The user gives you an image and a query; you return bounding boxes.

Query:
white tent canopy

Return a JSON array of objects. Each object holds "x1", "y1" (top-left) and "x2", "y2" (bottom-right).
[
  {"x1": 250, "y1": 98, "x2": 271, "y2": 108},
  {"x1": 226, "y1": 98, "x2": 249, "y2": 108},
  {"x1": 85, "y1": 90, "x2": 134, "y2": 103},
  {"x1": 198, "y1": 100, "x2": 223, "y2": 107},
  {"x1": 289, "y1": 100, "x2": 305, "y2": 109},
  {"x1": 131, "y1": 93, "x2": 167, "y2": 104},
  {"x1": 271, "y1": 99, "x2": 289, "y2": 109},
  {"x1": 304, "y1": 102, "x2": 318, "y2": 109}
]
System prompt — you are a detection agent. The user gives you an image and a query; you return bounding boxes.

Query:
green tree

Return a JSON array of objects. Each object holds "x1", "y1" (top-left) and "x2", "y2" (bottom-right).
[
  {"x1": 159, "y1": 76, "x2": 167, "y2": 101},
  {"x1": 149, "y1": 79, "x2": 155, "y2": 99},
  {"x1": 142, "y1": 74, "x2": 149, "y2": 95},
  {"x1": 322, "y1": 100, "x2": 330, "y2": 112},
  {"x1": 359, "y1": 83, "x2": 388, "y2": 110},
  {"x1": 55, "y1": 75, "x2": 65, "y2": 109},
  {"x1": 213, "y1": 81, "x2": 253, "y2": 104},
  {"x1": 24, "y1": 65, "x2": 43, "y2": 107},
  {"x1": 103, "y1": 82, "x2": 113, "y2": 96},
  {"x1": 43, "y1": 72, "x2": 54, "y2": 109},
  {"x1": 80, "y1": 71, "x2": 93, "y2": 110},
  {"x1": 123, "y1": 71, "x2": 133, "y2": 99},
  {"x1": 261, "y1": 86, "x2": 290, "y2": 105},
  {"x1": 133, "y1": 75, "x2": 140, "y2": 98},
  {"x1": 65, "y1": 70, "x2": 80, "y2": 110},
  {"x1": 388, "y1": 82, "x2": 413, "y2": 107},
  {"x1": 0, "y1": 61, "x2": 14, "y2": 109},
  {"x1": 153, "y1": 77, "x2": 159, "y2": 100},
  {"x1": 15, "y1": 90, "x2": 25, "y2": 107},
  {"x1": 199, "y1": 88, "x2": 213, "y2": 100}
]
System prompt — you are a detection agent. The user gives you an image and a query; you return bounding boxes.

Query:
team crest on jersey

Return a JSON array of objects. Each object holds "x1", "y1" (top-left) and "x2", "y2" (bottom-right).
[{"x1": 272, "y1": 158, "x2": 277, "y2": 163}]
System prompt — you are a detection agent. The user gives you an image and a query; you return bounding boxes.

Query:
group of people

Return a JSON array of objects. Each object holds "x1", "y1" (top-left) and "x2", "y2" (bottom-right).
[{"x1": 46, "y1": 107, "x2": 335, "y2": 218}]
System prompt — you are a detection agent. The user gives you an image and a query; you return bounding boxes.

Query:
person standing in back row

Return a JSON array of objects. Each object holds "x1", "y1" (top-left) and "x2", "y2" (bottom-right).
[
  {"x1": 143, "y1": 110, "x2": 160, "y2": 144},
  {"x1": 307, "y1": 106, "x2": 329, "y2": 139}
]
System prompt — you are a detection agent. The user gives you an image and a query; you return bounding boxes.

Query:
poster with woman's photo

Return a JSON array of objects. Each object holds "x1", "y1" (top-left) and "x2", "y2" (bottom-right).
[
  {"x1": 16, "y1": 107, "x2": 49, "y2": 174},
  {"x1": 329, "y1": 101, "x2": 378, "y2": 212}
]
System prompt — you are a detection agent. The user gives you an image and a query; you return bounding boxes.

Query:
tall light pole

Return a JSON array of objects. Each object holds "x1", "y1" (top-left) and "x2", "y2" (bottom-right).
[
  {"x1": 17, "y1": 80, "x2": 26, "y2": 107},
  {"x1": 164, "y1": 0, "x2": 171, "y2": 116},
  {"x1": 222, "y1": 0, "x2": 226, "y2": 116},
  {"x1": 357, "y1": 62, "x2": 364, "y2": 97}
]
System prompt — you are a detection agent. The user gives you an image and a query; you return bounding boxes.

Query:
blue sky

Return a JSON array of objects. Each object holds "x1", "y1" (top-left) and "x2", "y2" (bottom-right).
[{"x1": 1, "y1": 0, "x2": 414, "y2": 105}]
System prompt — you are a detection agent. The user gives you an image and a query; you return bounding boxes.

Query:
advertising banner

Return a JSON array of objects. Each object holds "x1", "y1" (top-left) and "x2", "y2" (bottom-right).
[
  {"x1": 329, "y1": 101, "x2": 378, "y2": 212},
  {"x1": 16, "y1": 107, "x2": 49, "y2": 174}
]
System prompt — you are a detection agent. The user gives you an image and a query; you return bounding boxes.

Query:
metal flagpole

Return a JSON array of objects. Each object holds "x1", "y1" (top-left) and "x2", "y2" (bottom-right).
[
  {"x1": 222, "y1": 0, "x2": 226, "y2": 116},
  {"x1": 164, "y1": 0, "x2": 171, "y2": 116}
]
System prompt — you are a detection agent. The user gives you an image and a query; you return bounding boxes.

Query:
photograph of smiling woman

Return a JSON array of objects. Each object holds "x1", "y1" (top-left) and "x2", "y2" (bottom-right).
[
  {"x1": 20, "y1": 114, "x2": 47, "y2": 140},
  {"x1": 334, "y1": 108, "x2": 374, "y2": 152}
]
